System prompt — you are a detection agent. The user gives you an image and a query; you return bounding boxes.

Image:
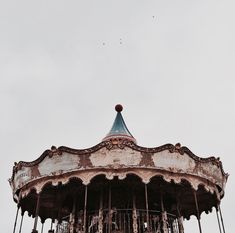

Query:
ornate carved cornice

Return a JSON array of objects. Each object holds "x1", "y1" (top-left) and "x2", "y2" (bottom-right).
[{"x1": 10, "y1": 139, "x2": 228, "y2": 183}]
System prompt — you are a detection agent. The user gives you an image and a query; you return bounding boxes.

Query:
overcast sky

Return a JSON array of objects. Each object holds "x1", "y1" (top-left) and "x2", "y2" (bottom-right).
[{"x1": 1, "y1": 1, "x2": 234, "y2": 232}]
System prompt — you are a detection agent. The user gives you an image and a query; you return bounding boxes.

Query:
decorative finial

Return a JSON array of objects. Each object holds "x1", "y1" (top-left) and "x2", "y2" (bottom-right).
[
  {"x1": 115, "y1": 104, "x2": 123, "y2": 112},
  {"x1": 103, "y1": 104, "x2": 136, "y2": 143},
  {"x1": 51, "y1": 145, "x2": 57, "y2": 150}
]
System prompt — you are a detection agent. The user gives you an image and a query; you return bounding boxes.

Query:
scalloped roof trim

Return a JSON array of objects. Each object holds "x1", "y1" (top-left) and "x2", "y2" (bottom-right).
[{"x1": 10, "y1": 140, "x2": 228, "y2": 182}]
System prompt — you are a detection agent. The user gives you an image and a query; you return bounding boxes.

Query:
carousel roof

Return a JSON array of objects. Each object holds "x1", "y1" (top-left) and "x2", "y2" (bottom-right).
[{"x1": 102, "y1": 104, "x2": 136, "y2": 143}]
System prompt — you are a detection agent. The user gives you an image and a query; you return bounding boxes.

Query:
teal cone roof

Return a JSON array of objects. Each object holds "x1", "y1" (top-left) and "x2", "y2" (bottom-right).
[{"x1": 103, "y1": 105, "x2": 136, "y2": 143}]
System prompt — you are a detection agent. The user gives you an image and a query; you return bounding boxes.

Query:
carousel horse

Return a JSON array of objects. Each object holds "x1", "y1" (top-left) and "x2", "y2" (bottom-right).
[
  {"x1": 152, "y1": 215, "x2": 161, "y2": 233},
  {"x1": 88, "y1": 215, "x2": 99, "y2": 233},
  {"x1": 104, "y1": 208, "x2": 118, "y2": 230}
]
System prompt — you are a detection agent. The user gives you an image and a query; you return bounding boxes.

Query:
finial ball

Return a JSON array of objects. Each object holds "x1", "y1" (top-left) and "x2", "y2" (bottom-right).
[{"x1": 115, "y1": 104, "x2": 123, "y2": 112}]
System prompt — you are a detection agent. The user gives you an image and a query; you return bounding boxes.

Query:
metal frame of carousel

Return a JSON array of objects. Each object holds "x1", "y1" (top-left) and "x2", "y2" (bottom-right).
[{"x1": 9, "y1": 105, "x2": 228, "y2": 233}]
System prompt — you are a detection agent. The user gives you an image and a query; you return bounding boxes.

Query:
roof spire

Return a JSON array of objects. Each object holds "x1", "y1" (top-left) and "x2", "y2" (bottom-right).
[{"x1": 102, "y1": 104, "x2": 136, "y2": 143}]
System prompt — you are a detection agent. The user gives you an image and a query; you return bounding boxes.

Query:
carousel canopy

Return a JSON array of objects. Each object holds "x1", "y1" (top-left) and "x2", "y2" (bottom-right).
[{"x1": 9, "y1": 105, "x2": 228, "y2": 221}]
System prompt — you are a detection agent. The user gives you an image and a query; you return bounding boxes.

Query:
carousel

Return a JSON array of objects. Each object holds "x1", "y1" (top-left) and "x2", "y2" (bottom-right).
[{"x1": 9, "y1": 105, "x2": 228, "y2": 233}]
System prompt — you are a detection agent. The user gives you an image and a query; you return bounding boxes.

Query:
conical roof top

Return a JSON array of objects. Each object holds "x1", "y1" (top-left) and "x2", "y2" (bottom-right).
[{"x1": 102, "y1": 104, "x2": 136, "y2": 143}]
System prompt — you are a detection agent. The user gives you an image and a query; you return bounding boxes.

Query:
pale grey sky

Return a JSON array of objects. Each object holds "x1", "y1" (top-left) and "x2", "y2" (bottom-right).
[{"x1": 0, "y1": 0, "x2": 234, "y2": 232}]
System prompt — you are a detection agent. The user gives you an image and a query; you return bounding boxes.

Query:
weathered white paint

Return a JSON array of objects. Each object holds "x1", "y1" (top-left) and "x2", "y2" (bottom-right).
[
  {"x1": 38, "y1": 152, "x2": 80, "y2": 175},
  {"x1": 90, "y1": 147, "x2": 142, "y2": 167},
  {"x1": 152, "y1": 151, "x2": 196, "y2": 172},
  {"x1": 12, "y1": 147, "x2": 226, "y2": 197},
  {"x1": 199, "y1": 162, "x2": 223, "y2": 185},
  {"x1": 14, "y1": 166, "x2": 31, "y2": 189}
]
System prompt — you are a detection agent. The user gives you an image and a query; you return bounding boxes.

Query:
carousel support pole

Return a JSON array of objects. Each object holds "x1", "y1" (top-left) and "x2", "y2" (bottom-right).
[
  {"x1": 177, "y1": 213, "x2": 184, "y2": 233},
  {"x1": 176, "y1": 198, "x2": 184, "y2": 233},
  {"x1": 83, "y1": 185, "x2": 88, "y2": 233},
  {"x1": 216, "y1": 208, "x2": 222, "y2": 233},
  {"x1": 56, "y1": 209, "x2": 61, "y2": 233},
  {"x1": 132, "y1": 190, "x2": 138, "y2": 233},
  {"x1": 18, "y1": 211, "x2": 24, "y2": 233},
  {"x1": 32, "y1": 193, "x2": 41, "y2": 233},
  {"x1": 160, "y1": 191, "x2": 168, "y2": 233},
  {"x1": 218, "y1": 205, "x2": 226, "y2": 233},
  {"x1": 160, "y1": 191, "x2": 164, "y2": 212},
  {"x1": 193, "y1": 191, "x2": 202, "y2": 233},
  {"x1": 108, "y1": 184, "x2": 112, "y2": 233},
  {"x1": 13, "y1": 206, "x2": 20, "y2": 233},
  {"x1": 71, "y1": 193, "x2": 77, "y2": 233},
  {"x1": 144, "y1": 184, "x2": 150, "y2": 232},
  {"x1": 98, "y1": 188, "x2": 103, "y2": 233},
  {"x1": 56, "y1": 191, "x2": 62, "y2": 233}
]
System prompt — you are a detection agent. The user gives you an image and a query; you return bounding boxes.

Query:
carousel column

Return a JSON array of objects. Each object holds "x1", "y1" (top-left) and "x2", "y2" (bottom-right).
[
  {"x1": 160, "y1": 191, "x2": 168, "y2": 233},
  {"x1": 193, "y1": 191, "x2": 202, "y2": 233},
  {"x1": 32, "y1": 193, "x2": 41, "y2": 233},
  {"x1": 218, "y1": 205, "x2": 226, "y2": 233},
  {"x1": 216, "y1": 208, "x2": 222, "y2": 233},
  {"x1": 13, "y1": 193, "x2": 22, "y2": 233},
  {"x1": 108, "y1": 184, "x2": 112, "y2": 233},
  {"x1": 144, "y1": 184, "x2": 150, "y2": 232},
  {"x1": 83, "y1": 185, "x2": 88, "y2": 233},
  {"x1": 18, "y1": 211, "x2": 24, "y2": 233},
  {"x1": 70, "y1": 193, "x2": 77, "y2": 233},
  {"x1": 13, "y1": 205, "x2": 19, "y2": 233},
  {"x1": 132, "y1": 191, "x2": 138, "y2": 233},
  {"x1": 177, "y1": 213, "x2": 184, "y2": 233},
  {"x1": 56, "y1": 191, "x2": 63, "y2": 233},
  {"x1": 98, "y1": 188, "x2": 103, "y2": 233},
  {"x1": 176, "y1": 199, "x2": 184, "y2": 233},
  {"x1": 56, "y1": 205, "x2": 62, "y2": 233}
]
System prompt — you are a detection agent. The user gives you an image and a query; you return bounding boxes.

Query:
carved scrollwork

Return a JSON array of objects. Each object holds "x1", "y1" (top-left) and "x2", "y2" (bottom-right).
[{"x1": 10, "y1": 140, "x2": 228, "y2": 188}]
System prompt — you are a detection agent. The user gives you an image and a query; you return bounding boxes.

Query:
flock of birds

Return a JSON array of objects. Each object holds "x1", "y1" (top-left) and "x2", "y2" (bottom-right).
[
  {"x1": 102, "y1": 38, "x2": 122, "y2": 46},
  {"x1": 102, "y1": 16, "x2": 156, "y2": 46}
]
